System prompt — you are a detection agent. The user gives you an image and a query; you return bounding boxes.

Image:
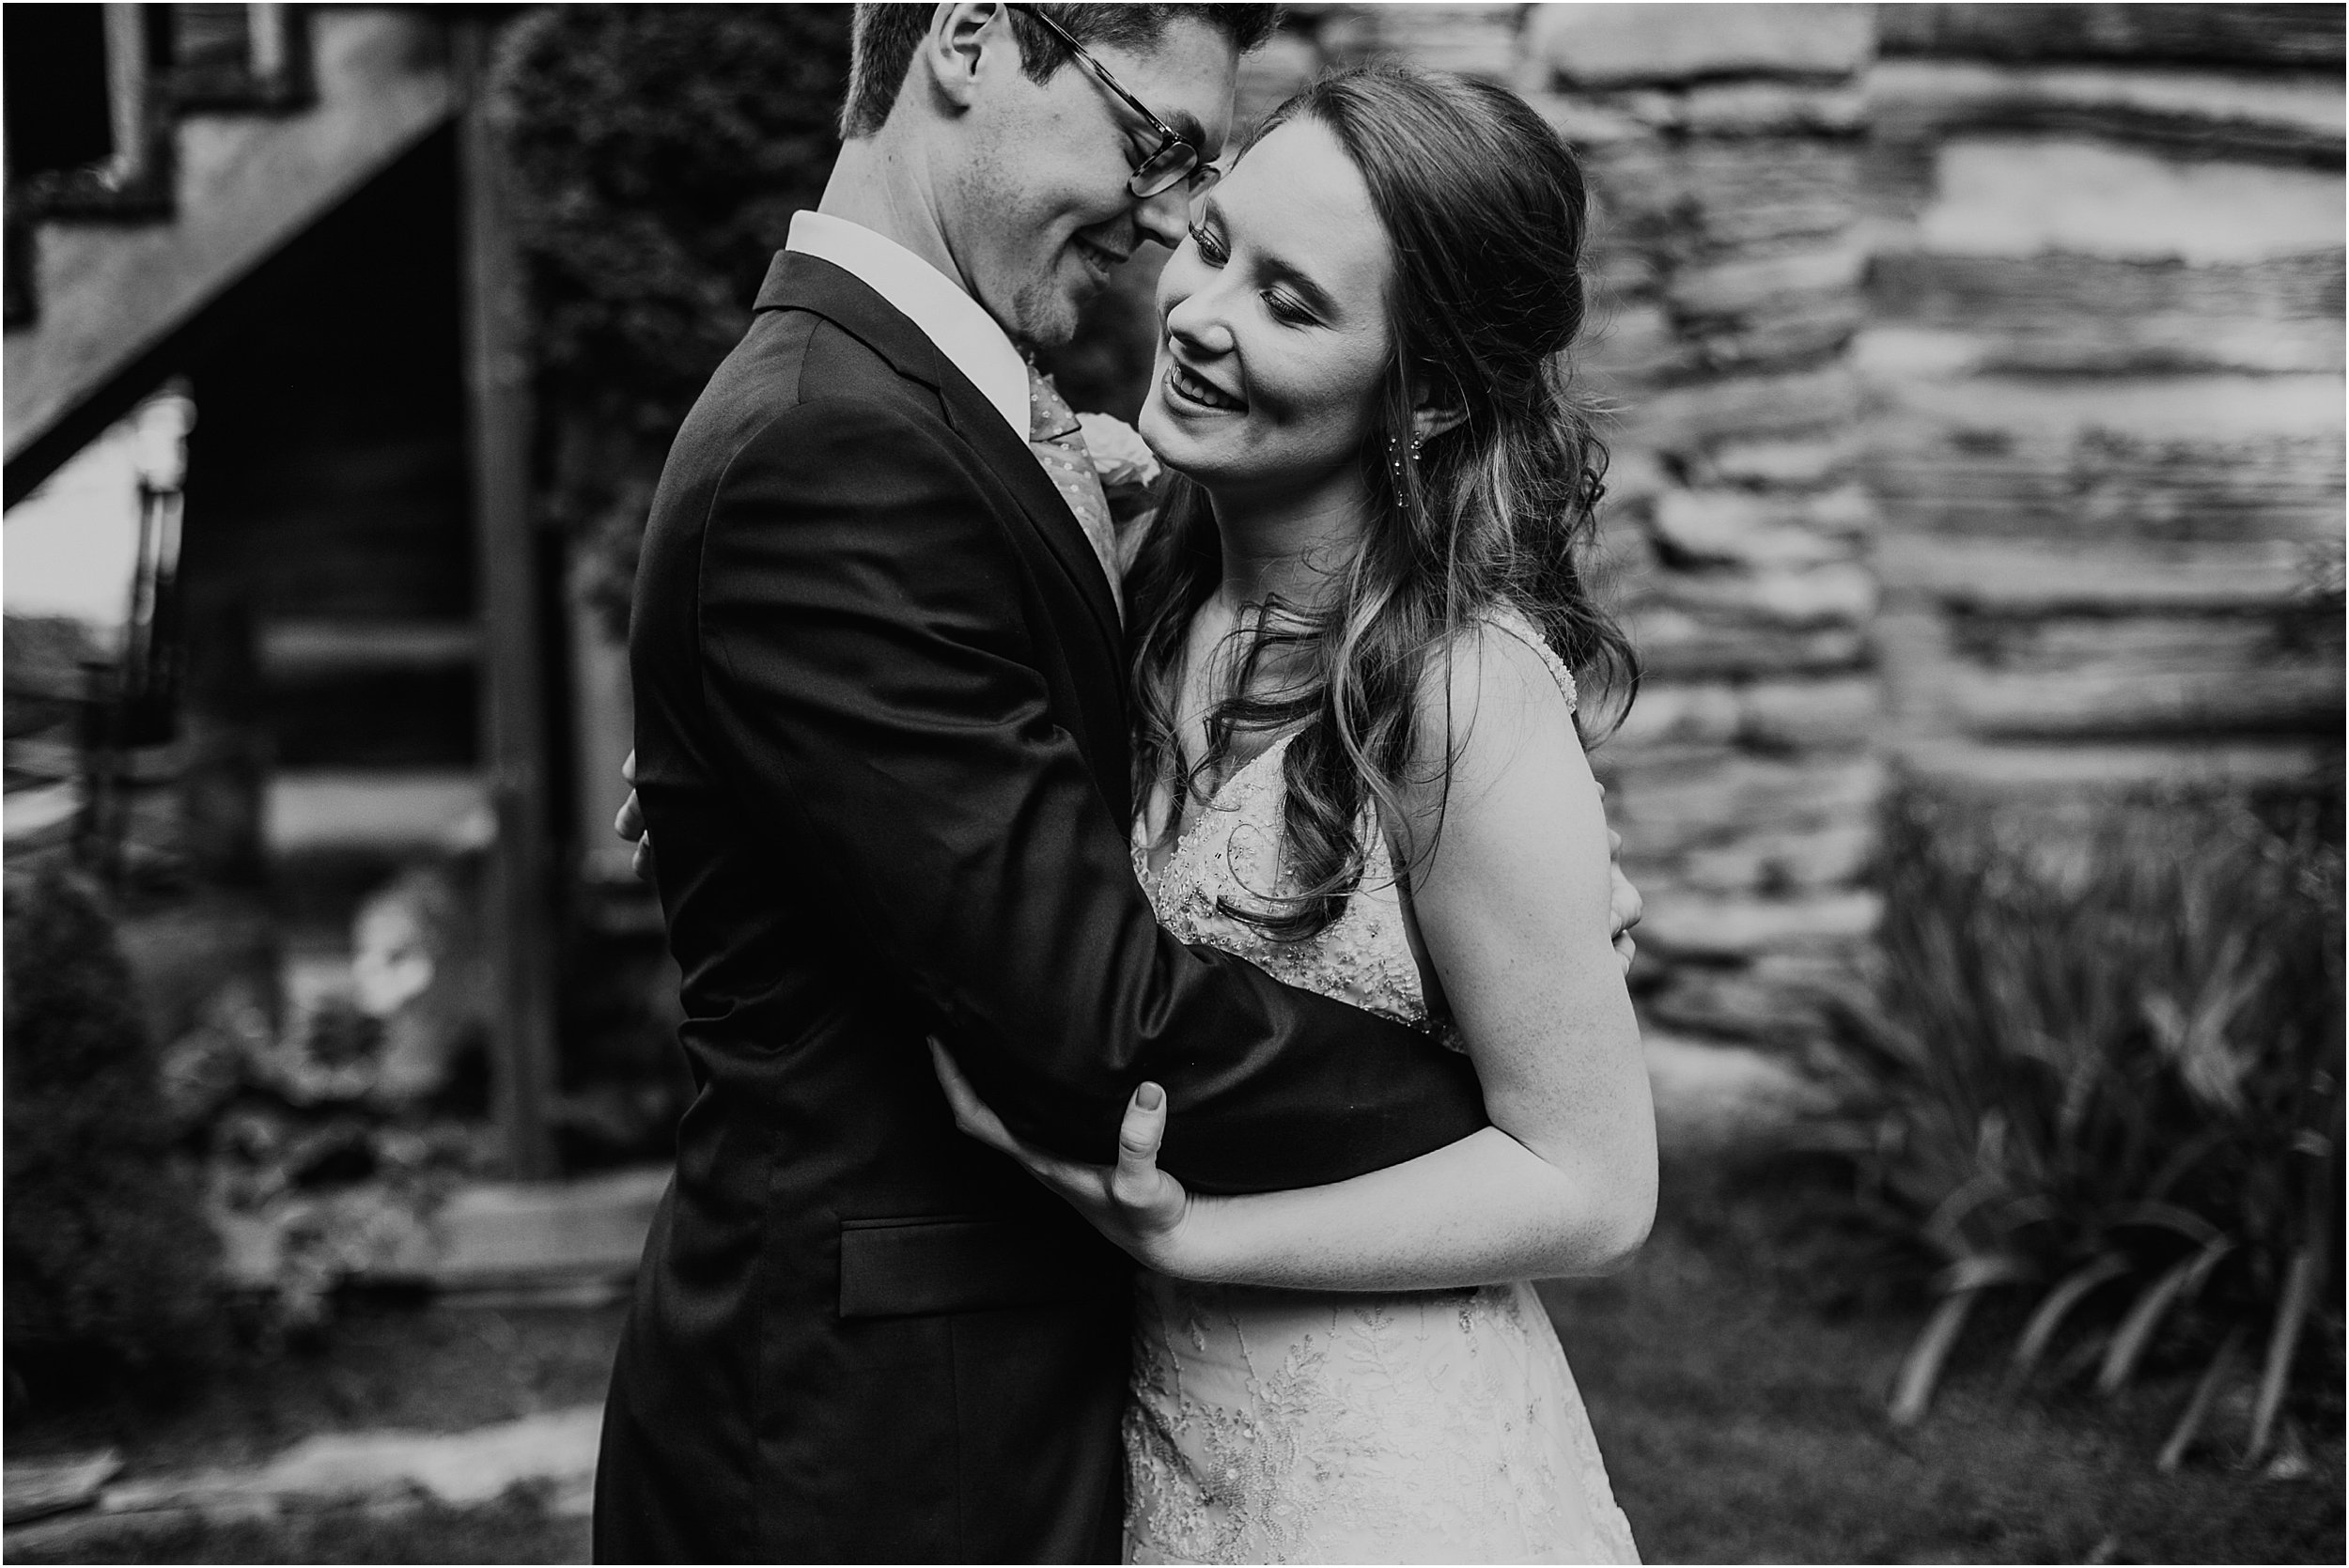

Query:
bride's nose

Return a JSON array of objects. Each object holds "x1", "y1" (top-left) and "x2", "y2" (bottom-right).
[{"x1": 1163, "y1": 284, "x2": 1237, "y2": 360}]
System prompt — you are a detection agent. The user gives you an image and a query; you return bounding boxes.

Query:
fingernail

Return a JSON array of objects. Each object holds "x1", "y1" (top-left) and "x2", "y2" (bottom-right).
[{"x1": 1137, "y1": 1082, "x2": 1164, "y2": 1110}]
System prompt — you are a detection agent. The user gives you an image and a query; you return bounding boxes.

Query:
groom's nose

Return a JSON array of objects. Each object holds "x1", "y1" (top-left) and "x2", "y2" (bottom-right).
[{"x1": 1132, "y1": 182, "x2": 1192, "y2": 252}]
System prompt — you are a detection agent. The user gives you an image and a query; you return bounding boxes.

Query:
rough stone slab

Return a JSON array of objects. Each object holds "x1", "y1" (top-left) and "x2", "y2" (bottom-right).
[
  {"x1": 1629, "y1": 365, "x2": 1863, "y2": 450},
  {"x1": 1626, "y1": 609, "x2": 1871, "y2": 680},
  {"x1": 1925, "y1": 609, "x2": 2345, "y2": 740},
  {"x1": 1580, "y1": 299, "x2": 1688, "y2": 385},
  {"x1": 1944, "y1": 663, "x2": 2342, "y2": 739},
  {"x1": 1635, "y1": 891, "x2": 1883, "y2": 959},
  {"x1": 1870, "y1": 59, "x2": 2346, "y2": 166},
  {"x1": 1893, "y1": 737, "x2": 2338, "y2": 793},
  {"x1": 1590, "y1": 139, "x2": 1861, "y2": 253},
  {"x1": 1529, "y1": 3, "x2": 1875, "y2": 88},
  {"x1": 1866, "y1": 372, "x2": 2345, "y2": 543},
  {"x1": 1599, "y1": 752, "x2": 1884, "y2": 868},
  {"x1": 1878, "y1": 534, "x2": 2333, "y2": 613},
  {"x1": 1676, "y1": 820, "x2": 1876, "y2": 895},
  {"x1": 1917, "y1": 138, "x2": 2345, "y2": 265},
  {"x1": 1866, "y1": 249, "x2": 2344, "y2": 376},
  {"x1": 1528, "y1": 90, "x2": 1659, "y2": 150},
  {"x1": 1738, "y1": 676, "x2": 1886, "y2": 751},
  {"x1": 1875, "y1": 248, "x2": 2344, "y2": 332},
  {"x1": 1871, "y1": 367, "x2": 2345, "y2": 438},
  {"x1": 1649, "y1": 485, "x2": 1875, "y2": 568},
  {"x1": 1879, "y1": 4, "x2": 2345, "y2": 70},
  {"x1": 1318, "y1": 3, "x2": 1524, "y2": 79},
  {"x1": 1682, "y1": 81, "x2": 1870, "y2": 137},
  {"x1": 1860, "y1": 318, "x2": 2340, "y2": 379},
  {"x1": 1703, "y1": 433, "x2": 1865, "y2": 488},
  {"x1": 1669, "y1": 242, "x2": 1870, "y2": 318},
  {"x1": 1602, "y1": 685, "x2": 1882, "y2": 792},
  {"x1": 1638, "y1": 560, "x2": 1879, "y2": 629}
]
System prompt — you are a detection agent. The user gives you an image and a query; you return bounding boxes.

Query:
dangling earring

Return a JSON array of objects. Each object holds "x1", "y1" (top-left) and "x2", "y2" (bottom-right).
[
  {"x1": 1385, "y1": 433, "x2": 1411, "y2": 513},
  {"x1": 1409, "y1": 431, "x2": 1424, "y2": 458}
]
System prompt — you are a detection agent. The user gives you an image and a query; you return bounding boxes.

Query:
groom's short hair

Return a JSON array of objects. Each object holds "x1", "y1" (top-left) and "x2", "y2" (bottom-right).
[{"x1": 840, "y1": 4, "x2": 1281, "y2": 140}]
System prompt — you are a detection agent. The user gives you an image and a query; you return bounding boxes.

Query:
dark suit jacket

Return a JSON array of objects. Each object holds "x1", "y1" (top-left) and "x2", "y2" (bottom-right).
[{"x1": 594, "y1": 251, "x2": 1489, "y2": 1563}]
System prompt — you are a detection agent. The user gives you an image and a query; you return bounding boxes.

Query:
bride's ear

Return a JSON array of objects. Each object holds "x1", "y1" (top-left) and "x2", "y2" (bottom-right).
[{"x1": 1410, "y1": 403, "x2": 1470, "y2": 446}]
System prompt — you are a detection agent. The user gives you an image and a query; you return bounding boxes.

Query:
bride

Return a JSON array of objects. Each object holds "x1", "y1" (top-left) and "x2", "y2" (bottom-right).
[{"x1": 930, "y1": 62, "x2": 1653, "y2": 1566}]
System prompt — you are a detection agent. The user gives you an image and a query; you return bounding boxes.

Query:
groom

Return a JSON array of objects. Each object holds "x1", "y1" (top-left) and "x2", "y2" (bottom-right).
[{"x1": 597, "y1": 6, "x2": 1637, "y2": 1562}]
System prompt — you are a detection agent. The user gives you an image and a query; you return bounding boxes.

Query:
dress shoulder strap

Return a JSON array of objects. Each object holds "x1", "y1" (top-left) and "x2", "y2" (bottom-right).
[{"x1": 1480, "y1": 605, "x2": 1578, "y2": 715}]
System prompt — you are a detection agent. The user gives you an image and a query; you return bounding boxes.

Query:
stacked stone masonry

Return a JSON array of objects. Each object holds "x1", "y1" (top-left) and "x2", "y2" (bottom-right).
[{"x1": 1233, "y1": 5, "x2": 2344, "y2": 1056}]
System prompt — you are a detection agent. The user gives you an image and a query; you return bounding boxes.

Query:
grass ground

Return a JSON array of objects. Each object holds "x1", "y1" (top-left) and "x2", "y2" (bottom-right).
[{"x1": 10, "y1": 1155, "x2": 2341, "y2": 1564}]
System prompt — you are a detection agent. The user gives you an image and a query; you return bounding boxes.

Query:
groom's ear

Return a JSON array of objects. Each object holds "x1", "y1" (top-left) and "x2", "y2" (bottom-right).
[{"x1": 922, "y1": 3, "x2": 1011, "y2": 115}]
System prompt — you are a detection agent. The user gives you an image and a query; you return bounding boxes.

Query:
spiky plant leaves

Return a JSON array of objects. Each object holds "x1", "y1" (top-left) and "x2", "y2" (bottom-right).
[
  {"x1": 1891, "y1": 1290, "x2": 1978, "y2": 1428},
  {"x1": 1817, "y1": 784, "x2": 2342, "y2": 1461},
  {"x1": 2010, "y1": 1254, "x2": 2129, "y2": 1389},
  {"x1": 2158, "y1": 1325, "x2": 2246, "y2": 1473},
  {"x1": 1893, "y1": 1253, "x2": 2037, "y2": 1424},
  {"x1": 2098, "y1": 1240, "x2": 2233, "y2": 1395},
  {"x1": 2245, "y1": 1244, "x2": 2317, "y2": 1466}
]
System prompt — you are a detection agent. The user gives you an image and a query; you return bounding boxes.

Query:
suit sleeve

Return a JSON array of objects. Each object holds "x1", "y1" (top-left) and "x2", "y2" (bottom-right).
[{"x1": 692, "y1": 396, "x2": 1488, "y2": 1194}]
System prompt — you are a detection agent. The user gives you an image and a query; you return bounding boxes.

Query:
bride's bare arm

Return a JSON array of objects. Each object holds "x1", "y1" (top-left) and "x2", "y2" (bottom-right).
[{"x1": 932, "y1": 624, "x2": 1657, "y2": 1290}]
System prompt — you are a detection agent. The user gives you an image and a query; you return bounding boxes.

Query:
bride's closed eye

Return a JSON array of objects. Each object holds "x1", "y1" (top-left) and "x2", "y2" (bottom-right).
[{"x1": 1187, "y1": 221, "x2": 1228, "y2": 265}]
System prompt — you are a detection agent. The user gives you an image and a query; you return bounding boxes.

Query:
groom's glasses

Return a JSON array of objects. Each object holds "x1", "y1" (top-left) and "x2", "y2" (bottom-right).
[{"x1": 1009, "y1": 5, "x2": 1219, "y2": 201}]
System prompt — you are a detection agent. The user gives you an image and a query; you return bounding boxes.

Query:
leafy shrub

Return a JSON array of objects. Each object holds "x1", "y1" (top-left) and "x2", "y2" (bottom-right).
[
  {"x1": 1814, "y1": 784, "x2": 2342, "y2": 1470},
  {"x1": 493, "y1": 4, "x2": 852, "y2": 636},
  {"x1": 5, "y1": 860, "x2": 226, "y2": 1402}
]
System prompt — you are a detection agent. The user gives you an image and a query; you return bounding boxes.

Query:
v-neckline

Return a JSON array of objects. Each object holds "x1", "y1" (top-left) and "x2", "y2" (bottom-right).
[{"x1": 1136, "y1": 730, "x2": 1300, "y2": 885}]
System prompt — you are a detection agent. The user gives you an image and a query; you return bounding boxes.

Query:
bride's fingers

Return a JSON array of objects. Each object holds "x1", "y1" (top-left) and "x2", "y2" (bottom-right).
[
  {"x1": 1110, "y1": 1082, "x2": 1169, "y2": 1210},
  {"x1": 927, "y1": 1038, "x2": 1021, "y2": 1157}
]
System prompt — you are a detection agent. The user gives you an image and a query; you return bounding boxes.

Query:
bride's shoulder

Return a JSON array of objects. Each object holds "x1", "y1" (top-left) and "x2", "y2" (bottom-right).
[
  {"x1": 1400, "y1": 604, "x2": 1585, "y2": 795},
  {"x1": 1414, "y1": 607, "x2": 1577, "y2": 731}
]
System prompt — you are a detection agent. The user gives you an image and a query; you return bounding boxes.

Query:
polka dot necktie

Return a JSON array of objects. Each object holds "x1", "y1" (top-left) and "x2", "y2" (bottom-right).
[{"x1": 1025, "y1": 361, "x2": 1123, "y2": 621}]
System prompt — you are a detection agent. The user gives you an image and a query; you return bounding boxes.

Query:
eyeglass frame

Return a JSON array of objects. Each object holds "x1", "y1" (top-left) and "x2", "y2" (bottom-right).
[{"x1": 1006, "y1": 4, "x2": 1220, "y2": 201}]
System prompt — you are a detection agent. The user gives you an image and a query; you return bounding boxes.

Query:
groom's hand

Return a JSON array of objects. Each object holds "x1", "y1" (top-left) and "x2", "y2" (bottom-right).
[
  {"x1": 1599, "y1": 781, "x2": 1641, "y2": 975},
  {"x1": 616, "y1": 750, "x2": 653, "y2": 882}
]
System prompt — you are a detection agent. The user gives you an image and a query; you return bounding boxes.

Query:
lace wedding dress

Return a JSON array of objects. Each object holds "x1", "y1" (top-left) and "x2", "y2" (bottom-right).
[{"x1": 1123, "y1": 625, "x2": 1641, "y2": 1565}]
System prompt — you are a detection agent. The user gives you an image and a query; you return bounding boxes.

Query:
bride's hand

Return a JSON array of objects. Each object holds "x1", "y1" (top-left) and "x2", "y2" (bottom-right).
[
  {"x1": 926, "y1": 1038, "x2": 1202, "y2": 1275},
  {"x1": 1598, "y1": 780, "x2": 1641, "y2": 975}
]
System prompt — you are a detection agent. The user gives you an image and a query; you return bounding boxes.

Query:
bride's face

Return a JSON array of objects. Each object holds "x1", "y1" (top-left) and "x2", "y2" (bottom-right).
[{"x1": 1138, "y1": 118, "x2": 1394, "y2": 500}]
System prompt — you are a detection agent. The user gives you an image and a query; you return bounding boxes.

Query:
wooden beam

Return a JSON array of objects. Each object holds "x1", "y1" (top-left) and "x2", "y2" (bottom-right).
[{"x1": 456, "y1": 19, "x2": 559, "y2": 1181}]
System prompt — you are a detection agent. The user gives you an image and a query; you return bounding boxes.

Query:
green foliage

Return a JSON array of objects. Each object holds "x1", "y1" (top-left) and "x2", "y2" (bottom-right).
[
  {"x1": 1815, "y1": 785, "x2": 2343, "y2": 1469},
  {"x1": 5, "y1": 861, "x2": 226, "y2": 1400},
  {"x1": 494, "y1": 4, "x2": 853, "y2": 634}
]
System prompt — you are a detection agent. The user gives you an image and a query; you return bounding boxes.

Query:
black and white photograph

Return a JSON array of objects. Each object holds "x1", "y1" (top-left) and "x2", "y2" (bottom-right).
[{"x1": 3, "y1": 3, "x2": 2341, "y2": 1563}]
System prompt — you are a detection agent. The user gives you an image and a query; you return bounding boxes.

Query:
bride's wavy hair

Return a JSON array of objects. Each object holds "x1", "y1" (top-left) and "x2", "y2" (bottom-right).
[{"x1": 1127, "y1": 62, "x2": 1639, "y2": 941}]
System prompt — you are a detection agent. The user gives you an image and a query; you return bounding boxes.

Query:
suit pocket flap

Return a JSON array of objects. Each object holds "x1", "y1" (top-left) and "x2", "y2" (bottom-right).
[{"x1": 837, "y1": 1215, "x2": 1120, "y2": 1320}]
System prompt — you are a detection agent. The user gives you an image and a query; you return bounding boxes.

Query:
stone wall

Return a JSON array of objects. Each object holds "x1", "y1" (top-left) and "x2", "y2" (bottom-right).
[
  {"x1": 1239, "y1": 4, "x2": 2344, "y2": 1059},
  {"x1": 1863, "y1": 4, "x2": 2344, "y2": 795}
]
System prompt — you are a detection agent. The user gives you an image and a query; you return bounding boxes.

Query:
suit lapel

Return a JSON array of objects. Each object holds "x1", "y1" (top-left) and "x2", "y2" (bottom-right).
[{"x1": 753, "y1": 254, "x2": 1127, "y2": 668}]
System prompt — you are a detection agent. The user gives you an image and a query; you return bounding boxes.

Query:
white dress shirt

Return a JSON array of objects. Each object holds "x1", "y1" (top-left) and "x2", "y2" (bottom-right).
[{"x1": 785, "y1": 210, "x2": 1031, "y2": 441}]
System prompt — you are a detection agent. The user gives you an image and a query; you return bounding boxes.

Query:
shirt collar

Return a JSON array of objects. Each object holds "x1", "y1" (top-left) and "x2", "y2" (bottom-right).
[{"x1": 786, "y1": 210, "x2": 1031, "y2": 441}]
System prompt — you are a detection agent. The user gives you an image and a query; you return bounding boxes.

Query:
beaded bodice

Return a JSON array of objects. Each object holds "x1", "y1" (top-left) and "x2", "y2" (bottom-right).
[{"x1": 1130, "y1": 613, "x2": 1579, "y2": 1040}]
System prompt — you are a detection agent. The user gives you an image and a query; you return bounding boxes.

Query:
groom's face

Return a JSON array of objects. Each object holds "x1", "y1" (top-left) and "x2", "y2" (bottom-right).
[{"x1": 951, "y1": 15, "x2": 1237, "y2": 353}]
